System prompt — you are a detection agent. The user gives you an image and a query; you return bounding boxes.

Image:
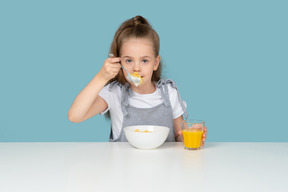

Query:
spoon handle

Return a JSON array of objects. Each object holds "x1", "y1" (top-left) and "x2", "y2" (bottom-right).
[{"x1": 120, "y1": 64, "x2": 129, "y2": 74}]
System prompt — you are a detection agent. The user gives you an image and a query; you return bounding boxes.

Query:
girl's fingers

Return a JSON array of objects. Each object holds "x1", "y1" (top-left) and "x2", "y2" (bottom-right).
[
  {"x1": 100, "y1": 56, "x2": 122, "y2": 81},
  {"x1": 105, "y1": 61, "x2": 121, "y2": 70},
  {"x1": 108, "y1": 57, "x2": 121, "y2": 63},
  {"x1": 102, "y1": 64, "x2": 121, "y2": 78},
  {"x1": 104, "y1": 65, "x2": 120, "y2": 73},
  {"x1": 202, "y1": 126, "x2": 207, "y2": 141},
  {"x1": 191, "y1": 124, "x2": 202, "y2": 129},
  {"x1": 176, "y1": 130, "x2": 183, "y2": 139},
  {"x1": 203, "y1": 126, "x2": 207, "y2": 141},
  {"x1": 202, "y1": 141, "x2": 205, "y2": 147},
  {"x1": 110, "y1": 64, "x2": 121, "y2": 70}
]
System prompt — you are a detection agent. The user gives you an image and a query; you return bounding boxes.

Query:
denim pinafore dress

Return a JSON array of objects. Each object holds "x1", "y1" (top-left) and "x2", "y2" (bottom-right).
[{"x1": 108, "y1": 79, "x2": 188, "y2": 142}]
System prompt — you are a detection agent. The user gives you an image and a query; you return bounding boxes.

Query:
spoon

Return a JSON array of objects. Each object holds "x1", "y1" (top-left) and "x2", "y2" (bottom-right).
[{"x1": 109, "y1": 53, "x2": 142, "y2": 86}]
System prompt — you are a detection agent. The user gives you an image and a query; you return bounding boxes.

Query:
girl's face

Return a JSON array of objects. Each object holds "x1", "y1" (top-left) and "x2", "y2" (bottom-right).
[{"x1": 120, "y1": 38, "x2": 160, "y2": 87}]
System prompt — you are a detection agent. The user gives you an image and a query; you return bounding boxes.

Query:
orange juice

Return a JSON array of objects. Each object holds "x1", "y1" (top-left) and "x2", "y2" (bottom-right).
[{"x1": 182, "y1": 128, "x2": 203, "y2": 149}]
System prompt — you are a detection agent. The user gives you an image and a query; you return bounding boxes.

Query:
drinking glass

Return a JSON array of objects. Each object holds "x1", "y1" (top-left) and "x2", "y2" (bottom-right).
[{"x1": 181, "y1": 119, "x2": 204, "y2": 150}]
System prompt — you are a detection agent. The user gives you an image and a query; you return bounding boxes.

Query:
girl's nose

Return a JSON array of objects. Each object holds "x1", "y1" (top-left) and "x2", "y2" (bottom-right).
[{"x1": 133, "y1": 62, "x2": 141, "y2": 71}]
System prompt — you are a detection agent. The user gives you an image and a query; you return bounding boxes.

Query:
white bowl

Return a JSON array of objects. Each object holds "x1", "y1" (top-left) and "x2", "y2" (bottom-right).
[{"x1": 124, "y1": 125, "x2": 170, "y2": 149}]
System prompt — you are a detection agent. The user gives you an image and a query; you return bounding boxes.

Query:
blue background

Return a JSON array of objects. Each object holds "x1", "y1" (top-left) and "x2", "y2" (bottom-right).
[{"x1": 0, "y1": 0, "x2": 287, "y2": 142}]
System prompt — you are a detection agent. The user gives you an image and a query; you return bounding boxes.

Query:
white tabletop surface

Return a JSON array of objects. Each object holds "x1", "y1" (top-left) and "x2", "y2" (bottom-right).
[{"x1": 0, "y1": 142, "x2": 287, "y2": 192}]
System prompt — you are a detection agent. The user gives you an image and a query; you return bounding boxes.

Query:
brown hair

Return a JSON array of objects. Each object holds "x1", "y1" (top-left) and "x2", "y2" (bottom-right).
[{"x1": 107, "y1": 15, "x2": 162, "y2": 85}]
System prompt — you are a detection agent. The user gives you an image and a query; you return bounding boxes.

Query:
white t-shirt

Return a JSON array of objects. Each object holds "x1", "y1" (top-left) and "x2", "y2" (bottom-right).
[{"x1": 98, "y1": 83, "x2": 185, "y2": 140}]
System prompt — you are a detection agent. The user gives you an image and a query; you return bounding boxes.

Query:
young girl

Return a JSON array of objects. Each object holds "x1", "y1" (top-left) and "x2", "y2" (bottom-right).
[{"x1": 68, "y1": 16, "x2": 207, "y2": 143}]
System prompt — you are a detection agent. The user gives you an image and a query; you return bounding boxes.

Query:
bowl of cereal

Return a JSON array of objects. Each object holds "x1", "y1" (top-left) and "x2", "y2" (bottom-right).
[{"x1": 124, "y1": 125, "x2": 170, "y2": 149}]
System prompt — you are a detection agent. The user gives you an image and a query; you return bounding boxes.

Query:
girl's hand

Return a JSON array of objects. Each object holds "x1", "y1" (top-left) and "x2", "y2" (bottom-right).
[
  {"x1": 98, "y1": 57, "x2": 121, "y2": 82},
  {"x1": 202, "y1": 125, "x2": 207, "y2": 147},
  {"x1": 176, "y1": 131, "x2": 183, "y2": 142}
]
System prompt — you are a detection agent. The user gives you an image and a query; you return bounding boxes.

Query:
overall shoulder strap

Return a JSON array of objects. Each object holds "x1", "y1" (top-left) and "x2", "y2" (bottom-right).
[
  {"x1": 120, "y1": 82, "x2": 130, "y2": 117},
  {"x1": 156, "y1": 79, "x2": 171, "y2": 107},
  {"x1": 108, "y1": 81, "x2": 130, "y2": 117},
  {"x1": 156, "y1": 79, "x2": 188, "y2": 119},
  {"x1": 108, "y1": 81, "x2": 122, "y2": 91}
]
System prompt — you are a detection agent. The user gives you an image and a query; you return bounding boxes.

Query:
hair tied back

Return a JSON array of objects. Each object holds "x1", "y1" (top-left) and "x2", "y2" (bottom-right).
[{"x1": 133, "y1": 15, "x2": 148, "y2": 26}]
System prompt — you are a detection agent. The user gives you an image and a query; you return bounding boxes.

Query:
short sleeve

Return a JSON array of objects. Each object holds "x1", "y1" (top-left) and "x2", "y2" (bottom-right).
[
  {"x1": 98, "y1": 85, "x2": 112, "y2": 115},
  {"x1": 168, "y1": 85, "x2": 186, "y2": 119},
  {"x1": 98, "y1": 83, "x2": 122, "y2": 115}
]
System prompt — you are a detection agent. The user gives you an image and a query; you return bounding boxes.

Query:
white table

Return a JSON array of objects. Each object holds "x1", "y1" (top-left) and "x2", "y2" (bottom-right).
[{"x1": 0, "y1": 142, "x2": 287, "y2": 192}]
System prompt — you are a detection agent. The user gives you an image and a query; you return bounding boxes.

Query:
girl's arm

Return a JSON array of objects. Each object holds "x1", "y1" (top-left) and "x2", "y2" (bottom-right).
[
  {"x1": 68, "y1": 57, "x2": 121, "y2": 123},
  {"x1": 174, "y1": 115, "x2": 184, "y2": 142}
]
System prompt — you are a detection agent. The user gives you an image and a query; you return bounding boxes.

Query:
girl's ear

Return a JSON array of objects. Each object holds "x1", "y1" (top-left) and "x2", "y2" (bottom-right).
[{"x1": 153, "y1": 55, "x2": 161, "y2": 71}]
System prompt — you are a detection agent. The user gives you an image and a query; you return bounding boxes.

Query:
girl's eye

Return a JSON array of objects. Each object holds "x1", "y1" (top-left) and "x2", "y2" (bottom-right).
[
  {"x1": 142, "y1": 59, "x2": 149, "y2": 63},
  {"x1": 126, "y1": 59, "x2": 132, "y2": 63}
]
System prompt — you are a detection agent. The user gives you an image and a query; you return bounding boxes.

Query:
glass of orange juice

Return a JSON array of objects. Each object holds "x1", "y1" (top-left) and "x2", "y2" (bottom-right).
[{"x1": 181, "y1": 119, "x2": 204, "y2": 150}]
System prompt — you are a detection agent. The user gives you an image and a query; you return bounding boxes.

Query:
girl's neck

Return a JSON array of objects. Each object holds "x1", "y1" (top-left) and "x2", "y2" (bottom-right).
[{"x1": 130, "y1": 81, "x2": 156, "y2": 94}]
